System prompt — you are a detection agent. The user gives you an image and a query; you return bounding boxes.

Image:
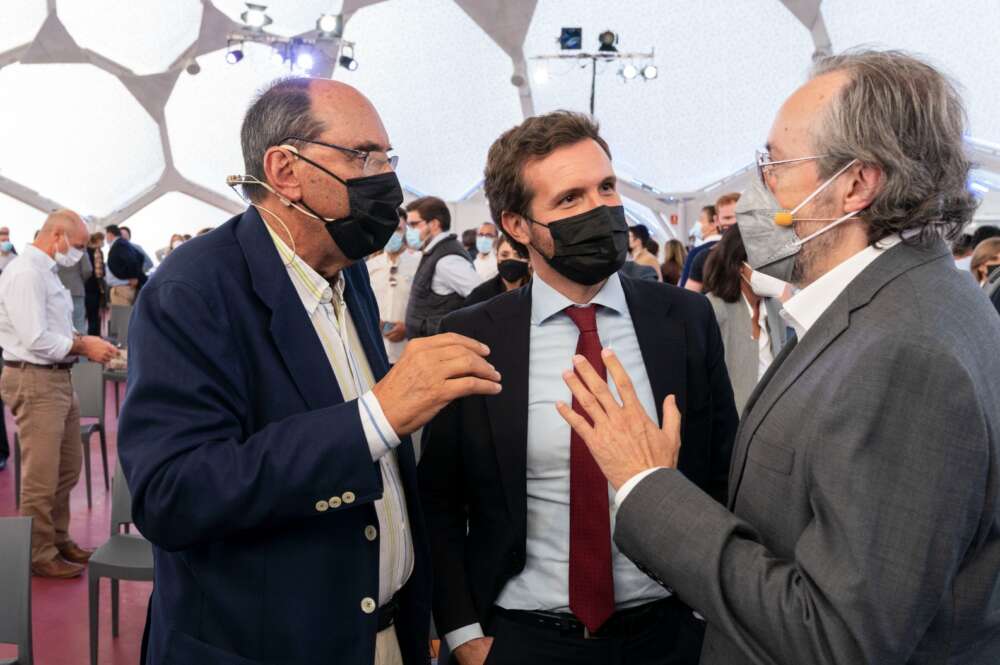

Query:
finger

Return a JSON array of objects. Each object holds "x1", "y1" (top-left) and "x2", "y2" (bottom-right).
[
  {"x1": 572, "y1": 354, "x2": 622, "y2": 414},
  {"x1": 601, "y1": 349, "x2": 641, "y2": 410},
  {"x1": 661, "y1": 394, "x2": 682, "y2": 435},
  {"x1": 555, "y1": 399, "x2": 596, "y2": 445},
  {"x1": 562, "y1": 368, "x2": 609, "y2": 427},
  {"x1": 441, "y1": 376, "x2": 502, "y2": 400},
  {"x1": 438, "y1": 354, "x2": 501, "y2": 382},
  {"x1": 423, "y1": 332, "x2": 490, "y2": 356}
]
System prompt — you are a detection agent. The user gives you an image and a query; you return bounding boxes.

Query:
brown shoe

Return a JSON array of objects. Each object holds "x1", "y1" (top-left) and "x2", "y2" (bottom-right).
[
  {"x1": 57, "y1": 543, "x2": 95, "y2": 564},
  {"x1": 32, "y1": 557, "x2": 84, "y2": 579}
]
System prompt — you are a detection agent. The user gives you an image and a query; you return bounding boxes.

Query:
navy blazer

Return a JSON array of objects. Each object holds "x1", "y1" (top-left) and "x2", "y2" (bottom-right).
[{"x1": 118, "y1": 208, "x2": 431, "y2": 665}]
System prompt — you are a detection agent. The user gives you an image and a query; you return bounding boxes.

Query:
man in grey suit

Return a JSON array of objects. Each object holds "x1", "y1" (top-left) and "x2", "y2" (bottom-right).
[{"x1": 555, "y1": 49, "x2": 1000, "y2": 664}]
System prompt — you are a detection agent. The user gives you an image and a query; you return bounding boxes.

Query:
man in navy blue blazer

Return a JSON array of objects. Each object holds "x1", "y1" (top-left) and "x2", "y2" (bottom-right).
[{"x1": 118, "y1": 77, "x2": 502, "y2": 665}]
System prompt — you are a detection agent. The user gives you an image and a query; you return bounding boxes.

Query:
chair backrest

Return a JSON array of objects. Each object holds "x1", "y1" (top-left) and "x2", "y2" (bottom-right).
[
  {"x1": 111, "y1": 461, "x2": 134, "y2": 535},
  {"x1": 0, "y1": 516, "x2": 33, "y2": 664},
  {"x1": 109, "y1": 305, "x2": 132, "y2": 346},
  {"x1": 71, "y1": 360, "x2": 104, "y2": 422}
]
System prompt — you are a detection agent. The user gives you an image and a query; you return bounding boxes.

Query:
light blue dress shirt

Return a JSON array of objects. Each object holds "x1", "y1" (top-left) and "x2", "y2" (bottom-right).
[{"x1": 446, "y1": 272, "x2": 670, "y2": 650}]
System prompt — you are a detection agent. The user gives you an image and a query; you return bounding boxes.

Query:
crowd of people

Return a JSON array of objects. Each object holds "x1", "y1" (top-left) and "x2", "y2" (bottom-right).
[{"x1": 1, "y1": 46, "x2": 999, "y2": 665}]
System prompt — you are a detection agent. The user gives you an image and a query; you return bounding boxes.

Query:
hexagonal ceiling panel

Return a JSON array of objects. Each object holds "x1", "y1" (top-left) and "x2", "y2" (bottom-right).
[
  {"x1": 0, "y1": 192, "x2": 48, "y2": 253},
  {"x1": 211, "y1": 0, "x2": 344, "y2": 37},
  {"x1": 823, "y1": 0, "x2": 1000, "y2": 145},
  {"x1": 166, "y1": 41, "x2": 292, "y2": 203},
  {"x1": 525, "y1": 0, "x2": 814, "y2": 193},
  {"x1": 0, "y1": 63, "x2": 164, "y2": 216},
  {"x1": 123, "y1": 192, "x2": 230, "y2": 258},
  {"x1": 339, "y1": 0, "x2": 524, "y2": 199},
  {"x1": 57, "y1": 0, "x2": 203, "y2": 75},
  {"x1": 0, "y1": 0, "x2": 47, "y2": 54}
]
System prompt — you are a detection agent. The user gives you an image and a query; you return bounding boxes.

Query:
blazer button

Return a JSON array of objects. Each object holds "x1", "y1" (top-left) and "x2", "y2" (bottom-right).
[
  {"x1": 315, "y1": 500, "x2": 329, "y2": 513},
  {"x1": 329, "y1": 496, "x2": 343, "y2": 509},
  {"x1": 342, "y1": 491, "x2": 356, "y2": 504},
  {"x1": 361, "y1": 597, "x2": 377, "y2": 614},
  {"x1": 365, "y1": 525, "x2": 378, "y2": 541}
]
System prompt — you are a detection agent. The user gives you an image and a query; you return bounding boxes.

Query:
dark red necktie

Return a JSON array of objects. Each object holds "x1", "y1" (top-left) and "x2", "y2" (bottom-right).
[{"x1": 564, "y1": 305, "x2": 615, "y2": 633}]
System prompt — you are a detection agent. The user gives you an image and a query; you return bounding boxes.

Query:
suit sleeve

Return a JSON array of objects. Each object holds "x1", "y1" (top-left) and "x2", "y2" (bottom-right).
[
  {"x1": 614, "y1": 337, "x2": 989, "y2": 665},
  {"x1": 118, "y1": 279, "x2": 384, "y2": 552},
  {"x1": 702, "y1": 295, "x2": 738, "y2": 503}
]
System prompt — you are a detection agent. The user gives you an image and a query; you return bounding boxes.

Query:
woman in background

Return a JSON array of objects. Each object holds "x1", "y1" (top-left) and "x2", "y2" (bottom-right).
[
  {"x1": 628, "y1": 224, "x2": 663, "y2": 281},
  {"x1": 661, "y1": 239, "x2": 687, "y2": 286},
  {"x1": 465, "y1": 233, "x2": 531, "y2": 306}
]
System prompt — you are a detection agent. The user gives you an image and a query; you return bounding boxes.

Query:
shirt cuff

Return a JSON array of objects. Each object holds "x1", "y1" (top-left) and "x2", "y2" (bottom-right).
[
  {"x1": 614, "y1": 467, "x2": 666, "y2": 509},
  {"x1": 358, "y1": 390, "x2": 401, "y2": 462},
  {"x1": 445, "y1": 623, "x2": 485, "y2": 652}
]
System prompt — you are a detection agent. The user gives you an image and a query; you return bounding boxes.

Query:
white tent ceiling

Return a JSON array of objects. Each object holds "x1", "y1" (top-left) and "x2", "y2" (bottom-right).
[{"x1": 0, "y1": 0, "x2": 998, "y2": 253}]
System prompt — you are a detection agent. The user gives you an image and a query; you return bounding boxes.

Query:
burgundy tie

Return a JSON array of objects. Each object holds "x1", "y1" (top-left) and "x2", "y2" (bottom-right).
[{"x1": 564, "y1": 305, "x2": 615, "y2": 633}]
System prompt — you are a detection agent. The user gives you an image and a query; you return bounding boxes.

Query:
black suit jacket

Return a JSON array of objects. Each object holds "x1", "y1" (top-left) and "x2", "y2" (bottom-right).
[
  {"x1": 107, "y1": 237, "x2": 147, "y2": 287},
  {"x1": 418, "y1": 276, "x2": 739, "y2": 636}
]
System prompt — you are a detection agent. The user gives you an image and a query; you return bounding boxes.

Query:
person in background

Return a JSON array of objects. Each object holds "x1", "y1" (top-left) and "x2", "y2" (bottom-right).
[
  {"x1": 473, "y1": 222, "x2": 499, "y2": 281},
  {"x1": 661, "y1": 239, "x2": 687, "y2": 286},
  {"x1": 465, "y1": 233, "x2": 531, "y2": 306},
  {"x1": 0, "y1": 210, "x2": 117, "y2": 577},
  {"x1": 0, "y1": 226, "x2": 18, "y2": 272},
  {"x1": 952, "y1": 232, "x2": 975, "y2": 272},
  {"x1": 628, "y1": 224, "x2": 663, "y2": 281},
  {"x1": 57, "y1": 241, "x2": 93, "y2": 332},
  {"x1": 404, "y1": 196, "x2": 480, "y2": 338},
  {"x1": 104, "y1": 224, "x2": 146, "y2": 305},
  {"x1": 196, "y1": 227, "x2": 213, "y2": 237},
  {"x1": 970, "y1": 237, "x2": 1000, "y2": 287},
  {"x1": 702, "y1": 226, "x2": 788, "y2": 414},
  {"x1": 679, "y1": 204, "x2": 718, "y2": 286},
  {"x1": 156, "y1": 233, "x2": 185, "y2": 263},
  {"x1": 971, "y1": 224, "x2": 1000, "y2": 248},
  {"x1": 85, "y1": 232, "x2": 105, "y2": 336},
  {"x1": 461, "y1": 228, "x2": 478, "y2": 260},
  {"x1": 686, "y1": 192, "x2": 740, "y2": 292},
  {"x1": 119, "y1": 225, "x2": 154, "y2": 273},
  {"x1": 367, "y1": 208, "x2": 421, "y2": 365}
]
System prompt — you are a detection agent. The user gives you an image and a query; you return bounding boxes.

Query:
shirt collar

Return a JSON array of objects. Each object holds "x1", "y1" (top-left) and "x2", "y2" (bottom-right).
[
  {"x1": 423, "y1": 231, "x2": 449, "y2": 254},
  {"x1": 24, "y1": 244, "x2": 56, "y2": 272},
  {"x1": 531, "y1": 271, "x2": 627, "y2": 326},
  {"x1": 703, "y1": 233, "x2": 722, "y2": 243},
  {"x1": 264, "y1": 222, "x2": 340, "y2": 315},
  {"x1": 781, "y1": 234, "x2": 902, "y2": 338}
]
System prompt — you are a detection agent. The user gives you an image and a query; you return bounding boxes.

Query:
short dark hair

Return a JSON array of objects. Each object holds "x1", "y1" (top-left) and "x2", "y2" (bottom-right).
[
  {"x1": 701, "y1": 205, "x2": 717, "y2": 221},
  {"x1": 397, "y1": 207, "x2": 407, "y2": 222},
  {"x1": 972, "y1": 225, "x2": 1000, "y2": 247},
  {"x1": 119, "y1": 226, "x2": 132, "y2": 238},
  {"x1": 105, "y1": 224, "x2": 121, "y2": 238},
  {"x1": 461, "y1": 229, "x2": 476, "y2": 249},
  {"x1": 241, "y1": 77, "x2": 326, "y2": 202},
  {"x1": 484, "y1": 110, "x2": 611, "y2": 255},
  {"x1": 496, "y1": 232, "x2": 529, "y2": 259},
  {"x1": 703, "y1": 225, "x2": 748, "y2": 303},
  {"x1": 406, "y1": 196, "x2": 451, "y2": 231},
  {"x1": 630, "y1": 224, "x2": 651, "y2": 245},
  {"x1": 952, "y1": 233, "x2": 975, "y2": 257}
]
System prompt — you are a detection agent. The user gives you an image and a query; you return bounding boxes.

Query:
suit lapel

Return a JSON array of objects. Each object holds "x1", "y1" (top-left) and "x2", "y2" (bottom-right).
[{"x1": 342, "y1": 265, "x2": 390, "y2": 381}]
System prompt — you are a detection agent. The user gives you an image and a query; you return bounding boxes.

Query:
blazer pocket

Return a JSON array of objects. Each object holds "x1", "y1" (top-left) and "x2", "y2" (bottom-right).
[
  {"x1": 165, "y1": 629, "x2": 264, "y2": 665},
  {"x1": 747, "y1": 440, "x2": 795, "y2": 476}
]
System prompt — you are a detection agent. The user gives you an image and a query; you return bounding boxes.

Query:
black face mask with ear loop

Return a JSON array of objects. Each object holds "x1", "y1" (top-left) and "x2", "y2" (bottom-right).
[
  {"x1": 287, "y1": 150, "x2": 404, "y2": 261},
  {"x1": 527, "y1": 205, "x2": 629, "y2": 285}
]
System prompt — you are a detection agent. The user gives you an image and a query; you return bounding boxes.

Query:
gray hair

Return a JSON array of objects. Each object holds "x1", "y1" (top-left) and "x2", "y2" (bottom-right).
[
  {"x1": 809, "y1": 49, "x2": 978, "y2": 245},
  {"x1": 240, "y1": 77, "x2": 326, "y2": 202}
]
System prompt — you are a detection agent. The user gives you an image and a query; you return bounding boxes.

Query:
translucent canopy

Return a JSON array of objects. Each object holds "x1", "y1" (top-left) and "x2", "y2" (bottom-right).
[
  {"x1": 123, "y1": 192, "x2": 229, "y2": 261},
  {"x1": 0, "y1": 0, "x2": 47, "y2": 53},
  {"x1": 0, "y1": 63, "x2": 164, "y2": 216},
  {"x1": 57, "y1": 0, "x2": 203, "y2": 75},
  {"x1": 0, "y1": 192, "x2": 48, "y2": 253},
  {"x1": 211, "y1": 0, "x2": 344, "y2": 38},
  {"x1": 524, "y1": 0, "x2": 815, "y2": 193},
  {"x1": 339, "y1": 0, "x2": 524, "y2": 200}
]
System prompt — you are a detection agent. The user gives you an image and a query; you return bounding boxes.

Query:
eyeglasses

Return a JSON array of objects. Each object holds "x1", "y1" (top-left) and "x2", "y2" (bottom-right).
[
  {"x1": 406, "y1": 219, "x2": 426, "y2": 228},
  {"x1": 755, "y1": 149, "x2": 829, "y2": 187},
  {"x1": 283, "y1": 136, "x2": 399, "y2": 176}
]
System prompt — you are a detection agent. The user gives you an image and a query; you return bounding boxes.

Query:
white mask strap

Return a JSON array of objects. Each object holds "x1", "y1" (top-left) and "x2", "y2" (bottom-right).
[
  {"x1": 225, "y1": 175, "x2": 300, "y2": 265},
  {"x1": 225, "y1": 173, "x2": 336, "y2": 223},
  {"x1": 789, "y1": 159, "x2": 858, "y2": 215}
]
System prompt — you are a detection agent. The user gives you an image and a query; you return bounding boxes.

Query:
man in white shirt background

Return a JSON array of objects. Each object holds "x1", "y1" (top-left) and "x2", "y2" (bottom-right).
[
  {"x1": 473, "y1": 222, "x2": 499, "y2": 281},
  {"x1": 367, "y1": 208, "x2": 420, "y2": 365},
  {"x1": 0, "y1": 210, "x2": 117, "y2": 578}
]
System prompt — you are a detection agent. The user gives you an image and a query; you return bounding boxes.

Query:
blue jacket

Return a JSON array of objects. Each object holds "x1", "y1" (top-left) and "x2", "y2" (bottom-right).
[{"x1": 118, "y1": 208, "x2": 431, "y2": 665}]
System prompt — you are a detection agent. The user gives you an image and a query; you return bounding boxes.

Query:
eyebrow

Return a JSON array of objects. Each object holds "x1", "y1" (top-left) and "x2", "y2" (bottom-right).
[
  {"x1": 549, "y1": 175, "x2": 617, "y2": 205},
  {"x1": 351, "y1": 141, "x2": 392, "y2": 153}
]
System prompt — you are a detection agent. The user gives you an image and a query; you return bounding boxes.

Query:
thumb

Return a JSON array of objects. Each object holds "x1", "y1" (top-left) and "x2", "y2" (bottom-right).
[{"x1": 661, "y1": 394, "x2": 681, "y2": 435}]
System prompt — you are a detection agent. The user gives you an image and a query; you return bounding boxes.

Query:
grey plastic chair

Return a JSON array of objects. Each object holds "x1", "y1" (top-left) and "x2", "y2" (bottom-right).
[
  {"x1": 107, "y1": 305, "x2": 132, "y2": 347},
  {"x1": 0, "y1": 516, "x2": 33, "y2": 665},
  {"x1": 88, "y1": 462, "x2": 153, "y2": 665},
  {"x1": 71, "y1": 361, "x2": 110, "y2": 507}
]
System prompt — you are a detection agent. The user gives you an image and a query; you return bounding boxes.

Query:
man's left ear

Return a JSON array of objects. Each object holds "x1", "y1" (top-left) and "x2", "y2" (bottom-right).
[{"x1": 844, "y1": 162, "x2": 883, "y2": 213}]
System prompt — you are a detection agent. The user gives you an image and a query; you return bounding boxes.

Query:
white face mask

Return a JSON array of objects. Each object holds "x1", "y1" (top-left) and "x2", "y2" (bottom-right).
[
  {"x1": 742, "y1": 262, "x2": 788, "y2": 298},
  {"x1": 55, "y1": 237, "x2": 84, "y2": 267}
]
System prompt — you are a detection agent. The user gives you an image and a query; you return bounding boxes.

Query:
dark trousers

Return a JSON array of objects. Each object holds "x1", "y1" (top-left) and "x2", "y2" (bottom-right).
[
  {"x1": 85, "y1": 290, "x2": 102, "y2": 336},
  {"x1": 480, "y1": 599, "x2": 705, "y2": 665},
  {"x1": 0, "y1": 362, "x2": 7, "y2": 459}
]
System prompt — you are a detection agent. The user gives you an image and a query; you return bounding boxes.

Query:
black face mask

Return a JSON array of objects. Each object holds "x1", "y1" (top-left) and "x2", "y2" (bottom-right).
[
  {"x1": 290, "y1": 152, "x2": 404, "y2": 261},
  {"x1": 497, "y1": 258, "x2": 529, "y2": 283},
  {"x1": 988, "y1": 264, "x2": 1000, "y2": 282},
  {"x1": 528, "y1": 205, "x2": 629, "y2": 285}
]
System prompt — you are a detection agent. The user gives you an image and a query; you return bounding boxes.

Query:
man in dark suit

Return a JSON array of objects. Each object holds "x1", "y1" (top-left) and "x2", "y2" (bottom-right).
[
  {"x1": 118, "y1": 77, "x2": 501, "y2": 665},
  {"x1": 104, "y1": 223, "x2": 146, "y2": 305},
  {"x1": 419, "y1": 111, "x2": 738, "y2": 665},
  {"x1": 563, "y1": 50, "x2": 1000, "y2": 664}
]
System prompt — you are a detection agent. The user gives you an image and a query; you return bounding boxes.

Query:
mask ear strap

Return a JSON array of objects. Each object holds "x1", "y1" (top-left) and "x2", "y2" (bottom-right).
[
  {"x1": 789, "y1": 159, "x2": 859, "y2": 216},
  {"x1": 224, "y1": 174, "x2": 298, "y2": 265},
  {"x1": 225, "y1": 174, "x2": 335, "y2": 223},
  {"x1": 278, "y1": 144, "x2": 350, "y2": 188}
]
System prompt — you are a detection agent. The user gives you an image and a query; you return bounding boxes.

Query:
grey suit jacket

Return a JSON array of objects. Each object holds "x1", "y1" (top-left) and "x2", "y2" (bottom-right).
[
  {"x1": 57, "y1": 250, "x2": 93, "y2": 297},
  {"x1": 615, "y1": 239, "x2": 1000, "y2": 664},
  {"x1": 707, "y1": 294, "x2": 787, "y2": 415}
]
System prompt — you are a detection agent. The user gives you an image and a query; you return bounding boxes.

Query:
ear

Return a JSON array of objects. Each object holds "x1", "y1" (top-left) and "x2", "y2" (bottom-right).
[
  {"x1": 844, "y1": 162, "x2": 883, "y2": 213},
  {"x1": 501, "y1": 211, "x2": 532, "y2": 249},
  {"x1": 262, "y1": 146, "x2": 303, "y2": 205}
]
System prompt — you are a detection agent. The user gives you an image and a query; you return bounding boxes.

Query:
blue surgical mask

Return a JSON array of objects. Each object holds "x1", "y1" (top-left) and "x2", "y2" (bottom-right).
[
  {"x1": 476, "y1": 236, "x2": 495, "y2": 255},
  {"x1": 405, "y1": 226, "x2": 423, "y2": 250},
  {"x1": 384, "y1": 231, "x2": 404, "y2": 254},
  {"x1": 0, "y1": 241, "x2": 12, "y2": 253}
]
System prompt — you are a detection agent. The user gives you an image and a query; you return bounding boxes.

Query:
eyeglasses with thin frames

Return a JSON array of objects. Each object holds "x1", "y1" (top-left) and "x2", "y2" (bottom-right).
[
  {"x1": 283, "y1": 136, "x2": 399, "y2": 176},
  {"x1": 755, "y1": 149, "x2": 829, "y2": 187}
]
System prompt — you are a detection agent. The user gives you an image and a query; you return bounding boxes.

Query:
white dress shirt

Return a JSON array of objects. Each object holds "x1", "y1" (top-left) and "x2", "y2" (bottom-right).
[
  {"x1": 366, "y1": 250, "x2": 420, "y2": 364},
  {"x1": 743, "y1": 295, "x2": 774, "y2": 381},
  {"x1": 0, "y1": 245, "x2": 75, "y2": 364},
  {"x1": 446, "y1": 272, "x2": 670, "y2": 651},
  {"x1": 266, "y1": 225, "x2": 413, "y2": 607},
  {"x1": 615, "y1": 234, "x2": 905, "y2": 508},
  {"x1": 424, "y1": 232, "x2": 480, "y2": 298},
  {"x1": 474, "y1": 252, "x2": 498, "y2": 281}
]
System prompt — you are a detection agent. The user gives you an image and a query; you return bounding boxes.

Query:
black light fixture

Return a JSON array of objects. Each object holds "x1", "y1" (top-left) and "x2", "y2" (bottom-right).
[
  {"x1": 598, "y1": 30, "x2": 618, "y2": 53},
  {"x1": 339, "y1": 44, "x2": 358, "y2": 71},
  {"x1": 225, "y1": 41, "x2": 244, "y2": 64},
  {"x1": 558, "y1": 27, "x2": 582, "y2": 50}
]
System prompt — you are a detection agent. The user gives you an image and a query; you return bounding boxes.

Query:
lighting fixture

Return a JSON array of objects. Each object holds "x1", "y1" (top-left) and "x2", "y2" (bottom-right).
[
  {"x1": 598, "y1": 30, "x2": 618, "y2": 53},
  {"x1": 642, "y1": 64, "x2": 658, "y2": 80},
  {"x1": 558, "y1": 27, "x2": 582, "y2": 50},
  {"x1": 621, "y1": 64, "x2": 638, "y2": 80},
  {"x1": 271, "y1": 44, "x2": 287, "y2": 65},
  {"x1": 225, "y1": 41, "x2": 244, "y2": 64},
  {"x1": 295, "y1": 49, "x2": 315, "y2": 72},
  {"x1": 241, "y1": 3, "x2": 272, "y2": 30},
  {"x1": 338, "y1": 44, "x2": 358, "y2": 71},
  {"x1": 317, "y1": 13, "x2": 342, "y2": 36},
  {"x1": 532, "y1": 64, "x2": 549, "y2": 84}
]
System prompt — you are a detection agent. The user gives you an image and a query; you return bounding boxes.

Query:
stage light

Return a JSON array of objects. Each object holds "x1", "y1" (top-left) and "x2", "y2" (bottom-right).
[
  {"x1": 621, "y1": 64, "x2": 638, "y2": 80},
  {"x1": 317, "y1": 13, "x2": 342, "y2": 36},
  {"x1": 339, "y1": 45, "x2": 358, "y2": 71},
  {"x1": 598, "y1": 30, "x2": 618, "y2": 53},
  {"x1": 559, "y1": 27, "x2": 582, "y2": 50},
  {"x1": 271, "y1": 44, "x2": 287, "y2": 65},
  {"x1": 241, "y1": 3, "x2": 271, "y2": 29},
  {"x1": 225, "y1": 42, "x2": 244, "y2": 64},
  {"x1": 532, "y1": 64, "x2": 549, "y2": 84},
  {"x1": 295, "y1": 50, "x2": 315, "y2": 71},
  {"x1": 642, "y1": 64, "x2": 658, "y2": 80}
]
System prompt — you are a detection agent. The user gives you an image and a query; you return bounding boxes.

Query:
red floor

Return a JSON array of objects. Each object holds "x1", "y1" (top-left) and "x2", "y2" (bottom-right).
[{"x1": 0, "y1": 382, "x2": 149, "y2": 665}]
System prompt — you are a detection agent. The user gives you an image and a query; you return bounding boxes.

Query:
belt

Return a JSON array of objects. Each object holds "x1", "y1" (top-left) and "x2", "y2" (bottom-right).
[
  {"x1": 494, "y1": 596, "x2": 683, "y2": 640},
  {"x1": 4, "y1": 360, "x2": 75, "y2": 371},
  {"x1": 377, "y1": 595, "x2": 399, "y2": 632}
]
